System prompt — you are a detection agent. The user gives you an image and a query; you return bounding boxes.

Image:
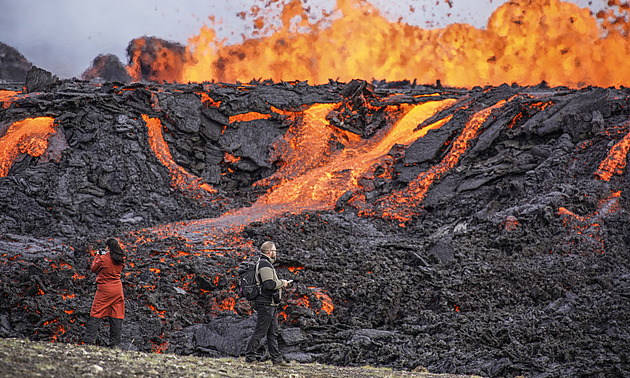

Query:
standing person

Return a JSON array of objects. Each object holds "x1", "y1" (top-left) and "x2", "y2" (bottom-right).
[
  {"x1": 245, "y1": 241, "x2": 291, "y2": 366},
  {"x1": 84, "y1": 238, "x2": 126, "y2": 348}
]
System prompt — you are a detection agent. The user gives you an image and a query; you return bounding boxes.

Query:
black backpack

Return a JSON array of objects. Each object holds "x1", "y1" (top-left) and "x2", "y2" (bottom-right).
[{"x1": 237, "y1": 259, "x2": 261, "y2": 301}]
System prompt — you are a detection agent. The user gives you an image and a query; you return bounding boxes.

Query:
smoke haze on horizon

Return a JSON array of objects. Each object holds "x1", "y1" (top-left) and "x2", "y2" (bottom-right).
[{"x1": 0, "y1": 0, "x2": 605, "y2": 79}]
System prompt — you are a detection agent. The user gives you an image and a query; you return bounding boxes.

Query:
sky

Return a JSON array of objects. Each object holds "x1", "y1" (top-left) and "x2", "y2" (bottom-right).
[{"x1": 0, "y1": 0, "x2": 606, "y2": 79}]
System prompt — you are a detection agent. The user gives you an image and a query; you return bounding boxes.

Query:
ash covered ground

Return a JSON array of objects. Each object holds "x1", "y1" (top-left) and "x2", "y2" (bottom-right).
[{"x1": 0, "y1": 70, "x2": 629, "y2": 377}]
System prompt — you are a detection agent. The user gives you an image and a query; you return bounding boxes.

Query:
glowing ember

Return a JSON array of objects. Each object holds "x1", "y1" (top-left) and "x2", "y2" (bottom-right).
[
  {"x1": 505, "y1": 215, "x2": 520, "y2": 231},
  {"x1": 287, "y1": 266, "x2": 305, "y2": 273},
  {"x1": 218, "y1": 297, "x2": 236, "y2": 312},
  {"x1": 224, "y1": 152, "x2": 241, "y2": 163},
  {"x1": 309, "y1": 287, "x2": 334, "y2": 315},
  {"x1": 151, "y1": 341, "x2": 170, "y2": 354},
  {"x1": 558, "y1": 191, "x2": 621, "y2": 254},
  {"x1": 0, "y1": 117, "x2": 56, "y2": 177},
  {"x1": 147, "y1": 304, "x2": 166, "y2": 319}
]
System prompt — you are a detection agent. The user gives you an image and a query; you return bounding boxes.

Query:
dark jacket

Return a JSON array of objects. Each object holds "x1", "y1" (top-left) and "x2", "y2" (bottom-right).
[{"x1": 255, "y1": 255, "x2": 284, "y2": 307}]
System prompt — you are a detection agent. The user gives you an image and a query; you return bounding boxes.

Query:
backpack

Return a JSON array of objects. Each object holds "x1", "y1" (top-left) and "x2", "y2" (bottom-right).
[{"x1": 237, "y1": 259, "x2": 261, "y2": 301}]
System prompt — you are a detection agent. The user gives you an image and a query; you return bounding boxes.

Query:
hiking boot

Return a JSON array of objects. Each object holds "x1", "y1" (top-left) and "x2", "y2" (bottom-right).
[{"x1": 273, "y1": 360, "x2": 290, "y2": 367}]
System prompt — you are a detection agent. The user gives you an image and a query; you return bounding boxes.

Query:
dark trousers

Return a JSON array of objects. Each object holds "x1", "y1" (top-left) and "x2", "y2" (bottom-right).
[
  {"x1": 245, "y1": 303, "x2": 282, "y2": 363},
  {"x1": 84, "y1": 316, "x2": 123, "y2": 346}
]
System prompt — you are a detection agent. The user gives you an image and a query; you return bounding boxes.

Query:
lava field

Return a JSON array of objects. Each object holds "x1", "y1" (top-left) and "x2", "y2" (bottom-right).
[{"x1": 0, "y1": 70, "x2": 629, "y2": 377}]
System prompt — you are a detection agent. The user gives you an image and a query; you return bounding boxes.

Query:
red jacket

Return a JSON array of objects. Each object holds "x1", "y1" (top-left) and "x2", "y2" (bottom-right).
[{"x1": 89, "y1": 252, "x2": 125, "y2": 319}]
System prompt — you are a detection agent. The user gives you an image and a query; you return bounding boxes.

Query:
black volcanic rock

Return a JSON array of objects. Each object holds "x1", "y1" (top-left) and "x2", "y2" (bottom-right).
[
  {"x1": 0, "y1": 79, "x2": 628, "y2": 378},
  {"x1": 82, "y1": 54, "x2": 132, "y2": 83},
  {"x1": 0, "y1": 42, "x2": 32, "y2": 82},
  {"x1": 25, "y1": 66, "x2": 59, "y2": 93}
]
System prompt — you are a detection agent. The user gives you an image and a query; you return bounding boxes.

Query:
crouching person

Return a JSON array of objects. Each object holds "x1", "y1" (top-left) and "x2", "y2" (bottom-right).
[{"x1": 84, "y1": 238, "x2": 126, "y2": 348}]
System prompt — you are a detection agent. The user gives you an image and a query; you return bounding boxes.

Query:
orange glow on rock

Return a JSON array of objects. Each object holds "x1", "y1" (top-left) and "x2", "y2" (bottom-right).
[
  {"x1": 151, "y1": 341, "x2": 170, "y2": 354},
  {"x1": 142, "y1": 114, "x2": 217, "y2": 196},
  {"x1": 505, "y1": 216, "x2": 520, "y2": 231},
  {"x1": 0, "y1": 117, "x2": 56, "y2": 177},
  {"x1": 229, "y1": 112, "x2": 272, "y2": 123},
  {"x1": 0, "y1": 90, "x2": 22, "y2": 109},
  {"x1": 224, "y1": 152, "x2": 241, "y2": 163},
  {"x1": 147, "y1": 304, "x2": 166, "y2": 318},
  {"x1": 373, "y1": 99, "x2": 508, "y2": 223},
  {"x1": 198, "y1": 92, "x2": 221, "y2": 107},
  {"x1": 310, "y1": 288, "x2": 334, "y2": 315},
  {"x1": 219, "y1": 297, "x2": 236, "y2": 312},
  {"x1": 558, "y1": 191, "x2": 621, "y2": 254},
  {"x1": 595, "y1": 123, "x2": 630, "y2": 181},
  {"x1": 257, "y1": 100, "x2": 454, "y2": 210}
]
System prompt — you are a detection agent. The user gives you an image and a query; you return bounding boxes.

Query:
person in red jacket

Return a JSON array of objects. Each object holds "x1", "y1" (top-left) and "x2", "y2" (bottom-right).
[{"x1": 83, "y1": 238, "x2": 126, "y2": 347}]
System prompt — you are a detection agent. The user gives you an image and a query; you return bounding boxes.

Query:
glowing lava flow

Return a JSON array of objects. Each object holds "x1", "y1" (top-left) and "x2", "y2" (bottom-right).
[
  {"x1": 133, "y1": 98, "x2": 458, "y2": 243},
  {"x1": 0, "y1": 117, "x2": 56, "y2": 177},
  {"x1": 142, "y1": 114, "x2": 216, "y2": 196},
  {"x1": 257, "y1": 99, "x2": 456, "y2": 210},
  {"x1": 595, "y1": 123, "x2": 630, "y2": 181},
  {"x1": 0, "y1": 90, "x2": 22, "y2": 109},
  {"x1": 371, "y1": 99, "x2": 509, "y2": 224}
]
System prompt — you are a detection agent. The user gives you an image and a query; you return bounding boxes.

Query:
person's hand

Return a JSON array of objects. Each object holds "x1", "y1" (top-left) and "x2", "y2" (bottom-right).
[{"x1": 281, "y1": 279, "x2": 289, "y2": 287}]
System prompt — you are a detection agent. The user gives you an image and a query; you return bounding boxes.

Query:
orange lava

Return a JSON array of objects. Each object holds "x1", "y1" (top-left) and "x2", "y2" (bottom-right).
[
  {"x1": 0, "y1": 90, "x2": 22, "y2": 109},
  {"x1": 256, "y1": 99, "x2": 455, "y2": 210},
  {"x1": 229, "y1": 112, "x2": 271, "y2": 123},
  {"x1": 370, "y1": 98, "x2": 508, "y2": 223},
  {"x1": 142, "y1": 114, "x2": 216, "y2": 195},
  {"x1": 172, "y1": 0, "x2": 630, "y2": 88},
  {"x1": 310, "y1": 287, "x2": 334, "y2": 315},
  {"x1": 595, "y1": 122, "x2": 630, "y2": 181},
  {"x1": 147, "y1": 304, "x2": 166, "y2": 318},
  {"x1": 0, "y1": 117, "x2": 56, "y2": 177}
]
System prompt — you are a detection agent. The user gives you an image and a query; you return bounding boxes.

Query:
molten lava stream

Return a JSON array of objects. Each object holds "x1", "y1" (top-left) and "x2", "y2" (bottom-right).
[
  {"x1": 0, "y1": 90, "x2": 22, "y2": 109},
  {"x1": 185, "y1": 98, "x2": 457, "y2": 234},
  {"x1": 143, "y1": 114, "x2": 216, "y2": 195},
  {"x1": 0, "y1": 117, "x2": 56, "y2": 177},
  {"x1": 132, "y1": 99, "x2": 458, "y2": 246},
  {"x1": 372, "y1": 99, "x2": 509, "y2": 223},
  {"x1": 595, "y1": 124, "x2": 630, "y2": 181},
  {"x1": 257, "y1": 99, "x2": 457, "y2": 210}
]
